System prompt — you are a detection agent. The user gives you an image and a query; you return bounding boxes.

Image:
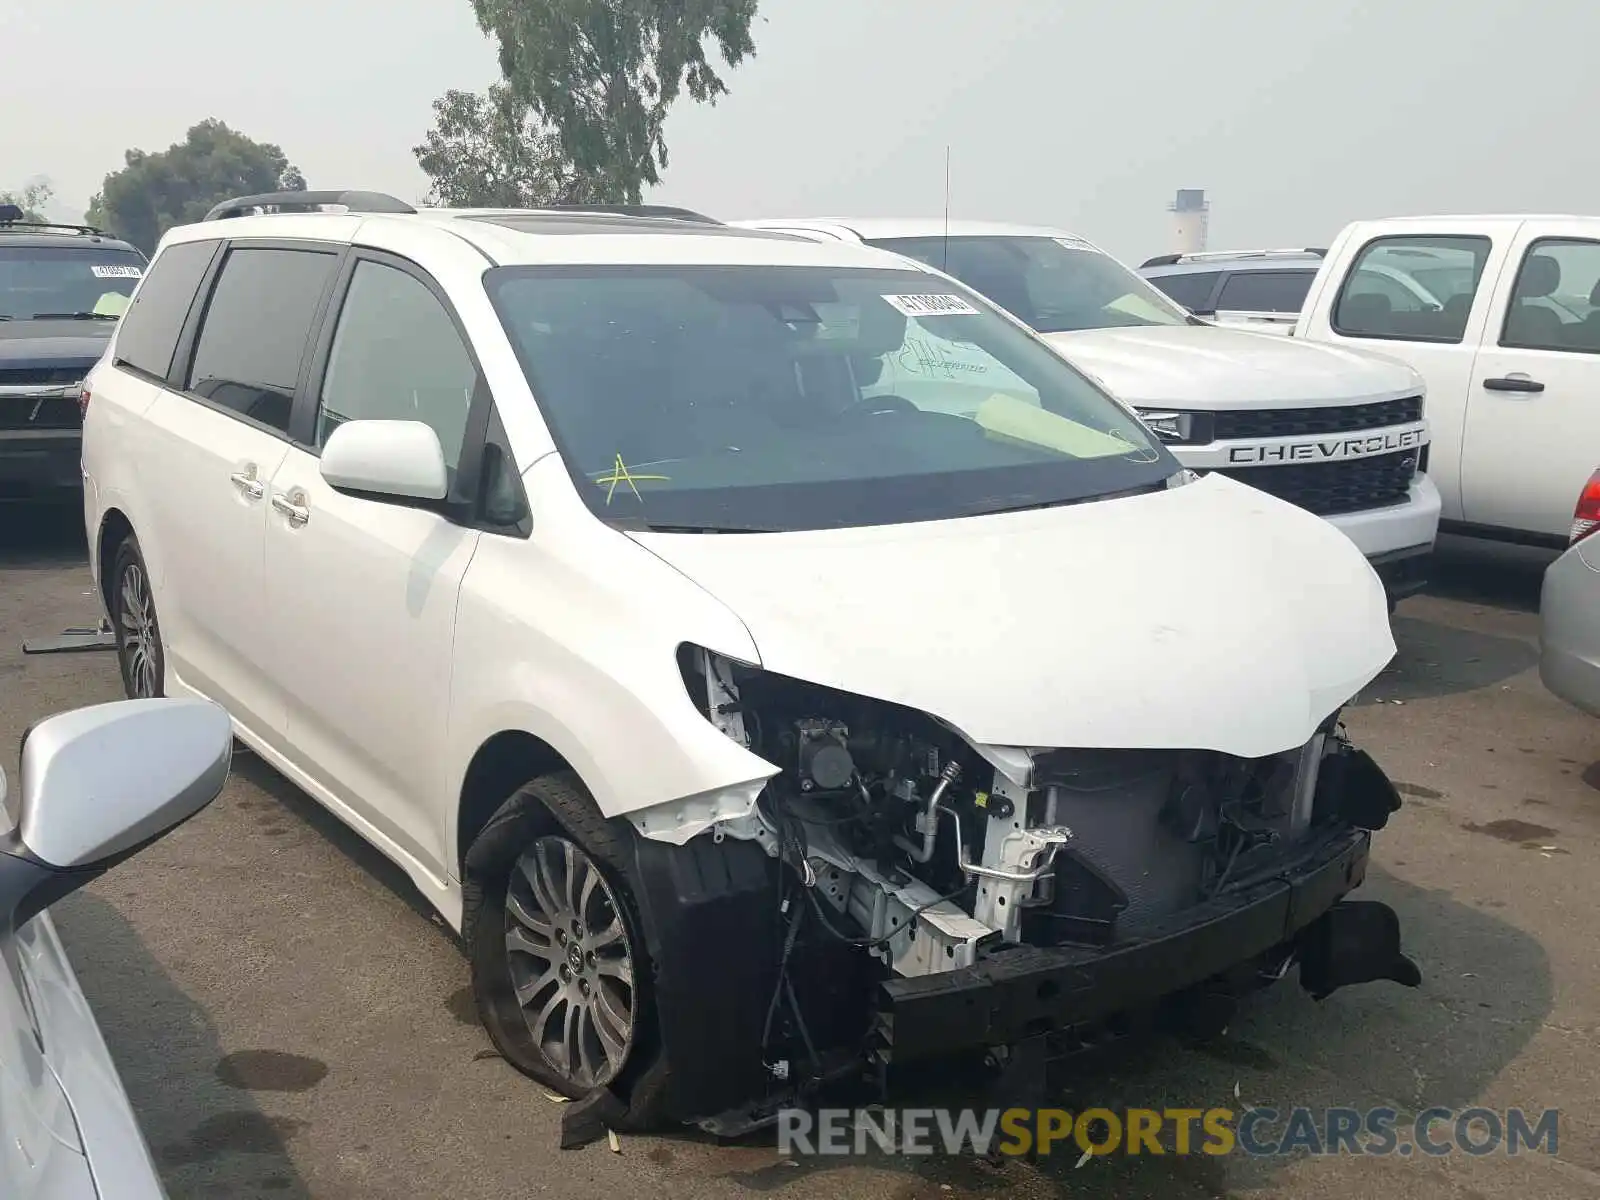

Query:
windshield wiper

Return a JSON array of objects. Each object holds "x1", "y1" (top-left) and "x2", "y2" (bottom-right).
[
  {"x1": 30, "y1": 311, "x2": 118, "y2": 321},
  {"x1": 642, "y1": 523, "x2": 774, "y2": 534}
]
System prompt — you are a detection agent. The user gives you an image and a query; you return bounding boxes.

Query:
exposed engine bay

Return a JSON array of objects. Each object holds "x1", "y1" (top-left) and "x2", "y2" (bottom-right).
[
  {"x1": 630, "y1": 647, "x2": 1420, "y2": 1132},
  {"x1": 677, "y1": 647, "x2": 1384, "y2": 976}
]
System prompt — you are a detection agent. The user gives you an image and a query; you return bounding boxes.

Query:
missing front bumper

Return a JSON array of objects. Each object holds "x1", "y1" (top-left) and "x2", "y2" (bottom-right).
[{"x1": 874, "y1": 829, "x2": 1417, "y2": 1062}]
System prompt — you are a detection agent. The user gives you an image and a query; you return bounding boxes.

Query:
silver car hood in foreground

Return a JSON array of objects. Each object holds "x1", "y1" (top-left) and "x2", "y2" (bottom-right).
[{"x1": 634, "y1": 473, "x2": 1395, "y2": 760}]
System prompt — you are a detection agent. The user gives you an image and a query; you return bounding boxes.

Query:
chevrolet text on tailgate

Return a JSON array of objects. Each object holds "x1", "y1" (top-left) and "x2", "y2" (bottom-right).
[
  {"x1": 81, "y1": 191, "x2": 1422, "y2": 1139},
  {"x1": 740, "y1": 218, "x2": 1442, "y2": 607}
]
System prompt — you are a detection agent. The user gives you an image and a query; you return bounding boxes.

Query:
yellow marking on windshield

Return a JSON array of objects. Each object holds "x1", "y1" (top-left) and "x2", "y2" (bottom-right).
[
  {"x1": 975, "y1": 393, "x2": 1139, "y2": 459},
  {"x1": 594, "y1": 453, "x2": 671, "y2": 504},
  {"x1": 93, "y1": 292, "x2": 130, "y2": 317}
]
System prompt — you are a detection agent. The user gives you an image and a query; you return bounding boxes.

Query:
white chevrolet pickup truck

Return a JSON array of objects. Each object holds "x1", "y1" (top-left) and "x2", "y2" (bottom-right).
[
  {"x1": 1295, "y1": 214, "x2": 1600, "y2": 551},
  {"x1": 740, "y1": 218, "x2": 1442, "y2": 602}
]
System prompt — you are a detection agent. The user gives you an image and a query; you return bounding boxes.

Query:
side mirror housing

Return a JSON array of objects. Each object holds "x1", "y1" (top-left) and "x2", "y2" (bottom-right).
[
  {"x1": 0, "y1": 698, "x2": 233, "y2": 929},
  {"x1": 320, "y1": 419, "x2": 449, "y2": 502}
]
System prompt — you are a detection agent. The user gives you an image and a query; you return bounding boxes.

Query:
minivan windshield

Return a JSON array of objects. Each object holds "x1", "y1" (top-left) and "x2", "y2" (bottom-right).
[
  {"x1": 865, "y1": 236, "x2": 1193, "y2": 334},
  {"x1": 0, "y1": 244, "x2": 145, "y2": 320},
  {"x1": 486, "y1": 265, "x2": 1176, "y2": 532}
]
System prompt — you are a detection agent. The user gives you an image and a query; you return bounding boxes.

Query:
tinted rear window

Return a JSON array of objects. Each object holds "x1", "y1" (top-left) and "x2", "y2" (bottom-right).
[
  {"x1": 1216, "y1": 269, "x2": 1314, "y2": 314},
  {"x1": 111, "y1": 240, "x2": 216, "y2": 378},
  {"x1": 1146, "y1": 270, "x2": 1220, "y2": 311},
  {"x1": 186, "y1": 247, "x2": 337, "y2": 433}
]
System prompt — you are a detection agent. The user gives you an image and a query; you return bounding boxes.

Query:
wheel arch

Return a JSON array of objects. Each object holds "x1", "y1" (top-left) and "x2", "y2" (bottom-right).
[
  {"x1": 454, "y1": 729, "x2": 576, "y2": 877},
  {"x1": 95, "y1": 506, "x2": 135, "y2": 615}
]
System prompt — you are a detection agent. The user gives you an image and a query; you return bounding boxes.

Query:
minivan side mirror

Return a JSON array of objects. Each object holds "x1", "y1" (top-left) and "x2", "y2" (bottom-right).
[
  {"x1": 320, "y1": 419, "x2": 449, "y2": 502},
  {"x1": 0, "y1": 698, "x2": 233, "y2": 930}
]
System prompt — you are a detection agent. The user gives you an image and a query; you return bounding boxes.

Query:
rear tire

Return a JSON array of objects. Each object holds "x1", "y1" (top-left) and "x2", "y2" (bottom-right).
[
  {"x1": 465, "y1": 772, "x2": 670, "y2": 1130},
  {"x1": 110, "y1": 534, "x2": 164, "y2": 699}
]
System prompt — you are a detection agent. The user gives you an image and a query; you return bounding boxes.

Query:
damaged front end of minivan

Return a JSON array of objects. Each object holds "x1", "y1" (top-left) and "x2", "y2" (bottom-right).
[{"x1": 597, "y1": 647, "x2": 1420, "y2": 1137}]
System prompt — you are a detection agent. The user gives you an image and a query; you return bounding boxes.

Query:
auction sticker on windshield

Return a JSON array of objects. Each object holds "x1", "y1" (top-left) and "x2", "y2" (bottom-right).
[
  {"x1": 90, "y1": 265, "x2": 143, "y2": 279},
  {"x1": 881, "y1": 294, "x2": 980, "y2": 318}
]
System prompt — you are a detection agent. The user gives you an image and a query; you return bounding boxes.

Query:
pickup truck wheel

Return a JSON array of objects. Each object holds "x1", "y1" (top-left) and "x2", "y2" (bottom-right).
[
  {"x1": 110, "y1": 535, "x2": 164, "y2": 699},
  {"x1": 465, "y1": 773, "x2": 669, "y2": 1129}
]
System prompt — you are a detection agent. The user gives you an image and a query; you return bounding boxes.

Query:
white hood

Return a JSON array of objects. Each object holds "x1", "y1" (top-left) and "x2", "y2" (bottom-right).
[
  {"x1": 633, "y1": 474, "x2": 1395, "y2": 760},
  {"x1": 1042, "y1": 324, "x2": 1423, "y2": 410}
]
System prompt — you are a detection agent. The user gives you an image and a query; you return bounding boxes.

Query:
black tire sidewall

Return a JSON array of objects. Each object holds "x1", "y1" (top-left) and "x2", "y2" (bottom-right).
[
  {"x1": 110, "y1": 535, "x2": 163, "y2": 700},
  {"x1": 465, "y1": 773, "x2": 668, "y2": 1127}
]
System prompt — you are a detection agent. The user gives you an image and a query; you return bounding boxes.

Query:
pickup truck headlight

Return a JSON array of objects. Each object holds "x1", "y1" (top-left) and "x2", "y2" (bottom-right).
[{"x1": 1133, "y1": 408, "x2": 1212, "y2": 446}]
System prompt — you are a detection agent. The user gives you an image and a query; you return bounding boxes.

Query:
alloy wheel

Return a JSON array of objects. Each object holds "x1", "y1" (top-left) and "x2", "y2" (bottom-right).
[
  {"x1": 117, "y1": 559, "x2": 161, "y2": 698},
  {"x1": 504, "y1": 835, "x2": 636, "y2": 1090}
]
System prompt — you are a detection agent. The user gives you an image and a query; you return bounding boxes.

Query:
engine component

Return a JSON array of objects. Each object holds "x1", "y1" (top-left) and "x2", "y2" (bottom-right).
[
  {"x1": 795, "y1": 719, "x2": 854, "y2": 791},
  {"x1": 894, "y1": 760, "x2": 963, "y2": 864}
]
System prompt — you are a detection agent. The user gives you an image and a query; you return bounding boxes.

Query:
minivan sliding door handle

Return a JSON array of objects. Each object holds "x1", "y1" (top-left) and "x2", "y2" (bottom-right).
[{"x1": 229, "y1": 469, "x2": 265, "y2": 499}]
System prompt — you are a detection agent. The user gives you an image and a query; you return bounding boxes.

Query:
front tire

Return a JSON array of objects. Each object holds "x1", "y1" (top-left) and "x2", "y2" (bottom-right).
[
  {"x1": 110, "y1": 534, "x2": 164, "y2": 699},
  {"x1": 465, "y1": 773, "x2": 669, "y2": 1129}
]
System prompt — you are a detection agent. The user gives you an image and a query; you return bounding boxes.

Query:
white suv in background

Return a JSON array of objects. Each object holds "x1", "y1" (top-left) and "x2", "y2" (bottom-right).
[
  {"x1": 80, "y1": 192, "x2": 1419, "y2": 1136},
  {"x1": 1139, "y1": 248, "x2": 1327, "y2": 336},
  {"x1": 740, "y1": 219, "x2": 1442, "y2": 604}
]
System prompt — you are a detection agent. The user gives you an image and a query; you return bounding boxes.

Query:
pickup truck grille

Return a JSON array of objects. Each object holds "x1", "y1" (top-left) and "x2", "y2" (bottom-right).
[
  {"x1": 1212, "y1": 396, "x2": 1423, "y2": 441},
  {"x1": 1217, "y1": 448, "x2": 1418, "y2": 517}
]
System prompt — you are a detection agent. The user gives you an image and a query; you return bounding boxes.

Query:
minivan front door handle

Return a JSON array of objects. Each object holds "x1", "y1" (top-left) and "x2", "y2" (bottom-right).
[
  {"x1": 270, "y1": 493, "x2": 310, "y2": 527},
  {"x1": 229, "y1": 468, "x2": 265, "y2": 499},
  {"x1": 1483, "y1": 375, "x2": 1544, "y2": 393}
]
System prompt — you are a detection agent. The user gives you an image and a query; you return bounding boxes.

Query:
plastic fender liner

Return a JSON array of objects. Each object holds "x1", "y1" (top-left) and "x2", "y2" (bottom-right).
[
  {"x1": 1315, "y1": 741, "x2": 1403, "y2": 830},
  {"x1": 625, "y1": 833, "x2": 782, "y2": 1121},
  {"x1": 1296, "y1": 900, "x2": 1421, "y2": 1000}
]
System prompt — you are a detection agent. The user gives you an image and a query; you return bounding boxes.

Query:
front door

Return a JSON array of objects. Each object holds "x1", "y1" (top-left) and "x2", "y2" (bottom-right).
[
  {"x1": 1301, "y1": 227, "x2": 1513, "y2": 524},
  {"x1": 262, "y1": 253, "x2": 484, "y2": 878},
  {"x1": 1461, "y1": 226, "x2": 1600, "y2": 541}
]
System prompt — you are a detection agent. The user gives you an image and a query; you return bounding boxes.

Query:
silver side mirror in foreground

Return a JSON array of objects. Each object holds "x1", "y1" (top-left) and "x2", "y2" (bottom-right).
[{"x1": 0, "y1": 698, "x2": 233, "y2": 929}]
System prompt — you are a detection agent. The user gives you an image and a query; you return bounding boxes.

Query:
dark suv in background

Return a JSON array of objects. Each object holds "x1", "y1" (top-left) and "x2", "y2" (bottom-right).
[{"x1": 0, "y1": 203, "x2": 146, "y2": 502}]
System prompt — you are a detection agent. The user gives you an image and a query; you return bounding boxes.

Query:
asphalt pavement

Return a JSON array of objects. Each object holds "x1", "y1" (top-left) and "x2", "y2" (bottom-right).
[{"x1": 2, "y1": 504, "x2": 1596, "y2": 1200}]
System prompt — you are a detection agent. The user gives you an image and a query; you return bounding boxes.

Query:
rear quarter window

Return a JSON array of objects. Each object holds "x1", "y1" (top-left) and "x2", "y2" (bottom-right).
[
  {"x1": 113, "y1": 239, "x2": 220, "y2": 379},
  {"x1": 1146, "y1": 270, "x2": 1220, "y2": 311}
]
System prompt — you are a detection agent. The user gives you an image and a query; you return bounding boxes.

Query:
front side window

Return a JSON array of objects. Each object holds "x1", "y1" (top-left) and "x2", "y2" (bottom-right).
[
  {"x1": 317, "y1": 260, "x2": 478, "y2": 465},
  {"x1": 486, "y1": 265, "x2": 1175, "y2": 532},
  {"x1": 1500, "y1": 238, "x2": 1600, "y2": 354},
  {"x1": 1215, "y1": 269, "x2": 1315, "y2": 314},
  {"x1": 112, "y1": 239, "x2": 216, "y2": 378},
  {"x1": 186, "y1": 247, "x2": 337, "y2": 433},
  {"x1": 1333, "y1": 235, "x2": 1491, "y2": 343},
  {"x1": 1146, "y1": 270, "x2": 1220, "y2": 312},
  {"x1": 866, "y1": 236, "x2": 1192, "y2": 334},
  {"x1": 0, "y1": 243, "x2": 147, "y2": 322}
]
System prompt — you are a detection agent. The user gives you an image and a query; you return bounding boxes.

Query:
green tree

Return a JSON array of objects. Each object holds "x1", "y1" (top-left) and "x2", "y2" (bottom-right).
[
  {"x1": 415, "y1": 85, "x2": 612, "y2": 207},
  {"x1": 0, "y1": 179, "x2": 55, "y2": 222},
  {"x1": 469, "y1": 0, "x2": 760, "y2": 203},
  {"x1": 86, "y1": 119, "x2": 306, "y2": 253}
]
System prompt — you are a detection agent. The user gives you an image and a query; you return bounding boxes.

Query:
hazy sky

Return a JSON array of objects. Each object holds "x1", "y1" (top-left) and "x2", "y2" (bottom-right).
[{"x1": 3, "y1": 0, "x2": 1597, "y2": 263}]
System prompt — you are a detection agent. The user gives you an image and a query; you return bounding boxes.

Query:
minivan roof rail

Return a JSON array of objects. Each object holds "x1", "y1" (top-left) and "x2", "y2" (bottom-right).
[
  {"x1": 1142, "y1": 247, "x2": 1326, "y2": 268},
  {"x1": 203, "y1": 190, "x2": 417, "y2": 221},
  {"x1": 529, "y1": 204, "x2": 722, "y2": 224}
]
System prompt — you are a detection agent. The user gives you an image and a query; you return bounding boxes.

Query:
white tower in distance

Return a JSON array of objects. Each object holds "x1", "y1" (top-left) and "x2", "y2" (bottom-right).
[{"x1": 1169, "y1": 189, "x2": 1209, "y2": 255}]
